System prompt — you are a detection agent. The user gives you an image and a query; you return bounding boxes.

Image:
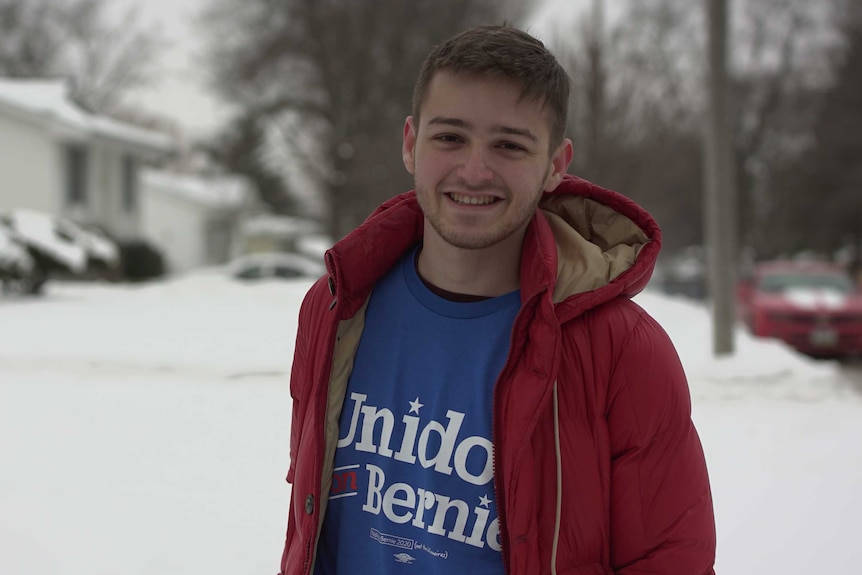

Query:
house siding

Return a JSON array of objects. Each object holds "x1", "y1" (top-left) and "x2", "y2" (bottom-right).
[
  {"x1": 1, "y1": 79, "x2": 171, "y2": 245},
  {"x1": 0, "y1": 112, "x2": 62, "y2": 214},
  {"x1": 86, "y1": 142, "x2": 141, "y2": 240},
  {"x1": 141, "y1": 187, "x2": 209, "y2": 274}
]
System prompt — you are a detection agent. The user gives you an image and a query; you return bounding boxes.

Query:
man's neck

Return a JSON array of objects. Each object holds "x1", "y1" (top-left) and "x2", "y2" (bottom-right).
[{"x1": 416, "y1": 230, "x2": 525, "y2": 298}]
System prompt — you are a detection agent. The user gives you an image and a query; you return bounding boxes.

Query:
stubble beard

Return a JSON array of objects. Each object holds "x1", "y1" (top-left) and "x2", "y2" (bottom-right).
[{"x1": 415, "y1": 182, "x2": 544, "y2": 251}]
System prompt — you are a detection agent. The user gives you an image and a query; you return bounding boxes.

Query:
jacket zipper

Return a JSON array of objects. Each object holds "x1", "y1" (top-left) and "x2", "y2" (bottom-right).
[{"x1": 551, "y1": 380, "x2": 562, "y2": 575}]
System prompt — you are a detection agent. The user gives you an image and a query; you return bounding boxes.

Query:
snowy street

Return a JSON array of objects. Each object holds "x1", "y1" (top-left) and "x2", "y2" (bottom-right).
[{"x1": 1, "y1": 274, "x2": 861, "y2": 575}]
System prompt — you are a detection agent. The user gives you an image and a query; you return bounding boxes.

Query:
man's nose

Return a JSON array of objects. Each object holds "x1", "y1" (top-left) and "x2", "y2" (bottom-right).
[{"x1": 457, "y1": 146, "x2": 494, "y2": 184}]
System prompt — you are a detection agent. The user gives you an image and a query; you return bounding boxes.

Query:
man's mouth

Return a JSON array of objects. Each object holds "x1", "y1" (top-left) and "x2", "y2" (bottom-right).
[{"x1": 447, "y1": 193, "x2": 500, "y2": 206}]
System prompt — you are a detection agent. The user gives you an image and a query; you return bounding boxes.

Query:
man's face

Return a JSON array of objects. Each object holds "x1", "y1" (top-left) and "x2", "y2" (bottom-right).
[{"x1": 403, "y1": 70, "x2": 572, "y2": 251}]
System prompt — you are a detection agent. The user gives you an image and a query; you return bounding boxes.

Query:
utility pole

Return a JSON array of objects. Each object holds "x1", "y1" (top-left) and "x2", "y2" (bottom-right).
[{"x1": 705, "y1": 0, "x2": 736, "y2": 355}]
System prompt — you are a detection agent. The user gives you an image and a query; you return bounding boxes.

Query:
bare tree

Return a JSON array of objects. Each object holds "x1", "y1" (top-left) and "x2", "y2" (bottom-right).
[
  {"x1": 767, "y1": 0, "x2": 862, "y2": 260},
  {"x1": 732, "y1": 0, "x2": 838, "y2": 255},
  {"x1": 61, "y1": 0, "x2": 162, "y2": 112},
  {"x1": 0, "y1": 0, "x2": 66, "y2": 75},
  {"x1": 202, "y1": 0, "x2": 532, "y2": 240},
  {"x1": 547, "y1": 0, "x2": 843, "y2": 256},
  {"x1": 206, "y1": 113, "x2": 299, "y2": 215},
  {"x1": 0, "y1": 0, "x2": 162, "y2": 113},
  {"x1": 548, "y1": 0, "x2": 706, "y2": 251}
]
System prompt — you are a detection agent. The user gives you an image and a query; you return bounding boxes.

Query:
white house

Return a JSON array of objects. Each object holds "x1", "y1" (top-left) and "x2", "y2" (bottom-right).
[
  {"x1": 0, "y1": 78, "x2": 173, "y2": 240},
  {"x1": 140, "y1": 169, "x2": 253, "y2": 273}
]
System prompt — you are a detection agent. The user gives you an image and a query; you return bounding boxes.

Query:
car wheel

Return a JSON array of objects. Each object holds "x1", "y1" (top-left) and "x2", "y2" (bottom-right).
[{"x1": 23, "y1": 264, "x2": 48, "y2": 295}]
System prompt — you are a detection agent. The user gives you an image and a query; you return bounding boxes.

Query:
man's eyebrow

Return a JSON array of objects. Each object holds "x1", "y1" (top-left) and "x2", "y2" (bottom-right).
[
  {"x1": 495, "y1": 125, "x2": 538, "y2": 142},
  {"x1": 427, "y1": 116, "x2": 538, "y2": 142},
  {"x1": 428, "y1": 117, "x2": 471, "y2": 129}
]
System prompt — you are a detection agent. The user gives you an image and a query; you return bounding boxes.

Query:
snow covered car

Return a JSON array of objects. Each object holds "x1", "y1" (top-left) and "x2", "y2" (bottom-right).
[
  {"x1": 54, "y1": 217, "x2": 120, "y2": 272},
  {"x1": 230, "y1": 252, "x2": 326, "y2": 282},
  {"x1": 738, "y1": 261, "x2": 862, "y2": 358},
  {"x1": 0, "y1": 210, "x2": 101, "y2": 293},
  {"x1": 0, "y1": 223, "x2": 35, "y2": 291}
]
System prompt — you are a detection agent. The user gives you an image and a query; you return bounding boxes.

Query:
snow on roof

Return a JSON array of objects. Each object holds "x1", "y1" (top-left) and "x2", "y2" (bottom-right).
[
  {"x1": 239, "y1": 214, "x2": 320, "y2": 238},
  {"x1": 0, "y1": 78, "x2": 173, "y2": 152},
  {"x1": 141, "y1": 168, "x2": 251, "y2": 209}
]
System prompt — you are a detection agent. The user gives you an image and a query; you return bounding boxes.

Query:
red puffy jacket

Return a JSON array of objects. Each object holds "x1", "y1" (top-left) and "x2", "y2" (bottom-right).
[{"x1": 279, "y1": 175, "x2": 716, "y2": 575}]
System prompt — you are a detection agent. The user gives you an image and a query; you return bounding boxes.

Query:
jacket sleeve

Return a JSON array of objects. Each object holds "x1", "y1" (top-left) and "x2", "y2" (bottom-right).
[{"x1": 605, "y1": 310, "x2": 716, "y2": 574}]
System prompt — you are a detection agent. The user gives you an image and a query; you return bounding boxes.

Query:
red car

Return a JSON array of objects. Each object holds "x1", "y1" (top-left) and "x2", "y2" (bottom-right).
[{"x1": 738, "y1": 261, "x2": 862, "y2": 359}]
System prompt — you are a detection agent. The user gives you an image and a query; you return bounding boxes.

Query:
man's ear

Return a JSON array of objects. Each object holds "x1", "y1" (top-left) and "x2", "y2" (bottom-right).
[
  {"x1": 543, "y1": 138, "x2": 574, "y2": 192},
  {"x1": 402, "y1": 117, "x2": 417, "y2": 175}
]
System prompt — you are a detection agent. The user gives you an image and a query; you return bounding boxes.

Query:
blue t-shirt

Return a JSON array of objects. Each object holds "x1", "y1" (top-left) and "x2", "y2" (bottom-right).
[{"x1": 314, "y1": 246, "x2": 519, "y2": 575}]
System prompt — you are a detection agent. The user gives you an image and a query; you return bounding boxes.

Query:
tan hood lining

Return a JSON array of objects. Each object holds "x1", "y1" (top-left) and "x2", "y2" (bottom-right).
[
  {"x1": 540, "y1": 196, "x2": 649, "y2": 303},
  {"x1": 315, "y1": 298, "x2": 369, "y2": 554}
]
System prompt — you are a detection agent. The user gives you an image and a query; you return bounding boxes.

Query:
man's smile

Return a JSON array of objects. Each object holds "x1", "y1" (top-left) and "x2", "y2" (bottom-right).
[{"x1": 446, "y1": 193, "x2": 502, "y2": 206}]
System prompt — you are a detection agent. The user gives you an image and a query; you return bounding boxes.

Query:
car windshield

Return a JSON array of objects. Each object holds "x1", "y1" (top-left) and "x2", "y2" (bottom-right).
[{"x1": 758, "y1": 273, "x2": 854, "y2": 294}]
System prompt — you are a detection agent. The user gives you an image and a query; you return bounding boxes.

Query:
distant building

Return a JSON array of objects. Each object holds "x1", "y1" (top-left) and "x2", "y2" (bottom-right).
[
  {"x1": 140, "y1": 169, "x2": 253, "y2": 273},
  {"x1": 0, "y1": 77, "x2": 173, "y2": 239},
  {"x1": 238, "y1": 214, "x2": 322, "y2": 256}
]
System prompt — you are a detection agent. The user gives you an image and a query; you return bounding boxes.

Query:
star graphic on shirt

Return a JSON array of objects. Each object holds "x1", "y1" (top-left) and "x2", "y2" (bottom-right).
[
  {"x1": 479, "y1": 495, "x2": 492, "y2": 508},
  {"x1": 408, "y1": 397, "x2": 424, "y2": 414}
]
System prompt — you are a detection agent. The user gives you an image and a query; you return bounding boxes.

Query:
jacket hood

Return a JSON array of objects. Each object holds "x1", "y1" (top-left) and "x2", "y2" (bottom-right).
[
  {"x1": 537, "y1": 174, "x2": 659, "y2": 322},
  {"x1": 325, "y1": 174, "x2": 660, "y2": 323}
]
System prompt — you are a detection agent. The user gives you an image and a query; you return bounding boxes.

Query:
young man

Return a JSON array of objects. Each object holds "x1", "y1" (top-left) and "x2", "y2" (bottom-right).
[{"x1": 279, "y1": 24, "x2": 716, "y2": 575}]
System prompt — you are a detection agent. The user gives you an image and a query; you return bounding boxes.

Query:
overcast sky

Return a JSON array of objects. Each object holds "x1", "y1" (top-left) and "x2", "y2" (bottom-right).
[
  {"x1": 116, "y1": 0, "x2": 596, "y2": 138},
  {"x1": 113, "y1": 0, "x2": 231, "y2": 137}
]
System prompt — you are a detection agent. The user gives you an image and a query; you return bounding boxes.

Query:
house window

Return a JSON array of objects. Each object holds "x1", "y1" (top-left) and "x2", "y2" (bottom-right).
[
  {"x1": 122, "y1": 155, "x2": 138, "y2": 212},
  {"x1": 64, "y1": 145, "x2": 88, "y2": 206}
]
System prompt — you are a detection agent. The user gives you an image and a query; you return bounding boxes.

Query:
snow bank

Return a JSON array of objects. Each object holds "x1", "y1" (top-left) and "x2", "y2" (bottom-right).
[
  {"x1": 635, "y1": 290, "x2": 845, "y2": 402},
  {"x1": 1, "y1": 269, "x2": 860, "y2": 575}
]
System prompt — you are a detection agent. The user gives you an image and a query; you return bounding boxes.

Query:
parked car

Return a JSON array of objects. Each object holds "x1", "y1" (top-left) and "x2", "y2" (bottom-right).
[
  {"x1": 0, "y1": 224, "x2": 35, "y2": 292},
  {"x1": 54, "y1": 217, "x2": 120, "y2": 272},
  {"x1": 738, "y1": 260, "x2": 862, "y2": 359},
  {"x1": 657, "y1": 246, "x2": 708, "y2": 300},
  {"x1": 0, "y1": 209, "x2": 120, "y2": 294},
  {"x1": 230, "y1": 252, "x2": 326, "y2": 282}
]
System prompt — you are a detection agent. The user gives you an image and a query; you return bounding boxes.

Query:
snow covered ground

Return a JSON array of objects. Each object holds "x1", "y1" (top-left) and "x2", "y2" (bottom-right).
[{"x1": 1, "y1": 273, "x2": 860, "y2": 575}]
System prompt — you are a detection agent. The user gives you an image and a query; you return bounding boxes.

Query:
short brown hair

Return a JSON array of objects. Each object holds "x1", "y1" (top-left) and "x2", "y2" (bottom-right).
[{"x1": 412, "y1": 24, "x2": 571, "y2": 148}]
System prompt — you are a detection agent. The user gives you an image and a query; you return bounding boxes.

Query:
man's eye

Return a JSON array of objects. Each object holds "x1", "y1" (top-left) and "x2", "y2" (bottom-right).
[
  {"x1": 434, "y1": 134, "x2": 461, "y2": 143},
  {"x1": 499, "y1": 142, "x2": 526, "y2": 152}
]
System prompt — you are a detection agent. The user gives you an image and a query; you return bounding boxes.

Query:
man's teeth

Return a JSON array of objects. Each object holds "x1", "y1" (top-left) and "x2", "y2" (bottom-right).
[{"x1": 449, "y1": 193, "x2": 497, "y2": 205}]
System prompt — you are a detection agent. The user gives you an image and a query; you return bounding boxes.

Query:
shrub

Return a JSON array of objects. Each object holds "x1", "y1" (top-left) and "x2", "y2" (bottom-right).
[{"x1": 118, "y1": 240, "x2": 166, "y2": 281}]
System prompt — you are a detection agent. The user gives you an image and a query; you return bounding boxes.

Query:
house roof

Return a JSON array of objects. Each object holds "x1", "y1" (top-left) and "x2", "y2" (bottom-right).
[
  {"x1": 0, "y1": 78, "x2": 173, "y2": 153},
  {"x1": 141, "y1": 168, "x2": 251, "y2": 210}
]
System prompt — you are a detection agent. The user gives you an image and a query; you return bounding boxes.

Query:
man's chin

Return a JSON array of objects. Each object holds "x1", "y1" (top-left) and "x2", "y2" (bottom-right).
[{"x1": 430, "y1": 225, "x2": 517, "y2": 251}]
